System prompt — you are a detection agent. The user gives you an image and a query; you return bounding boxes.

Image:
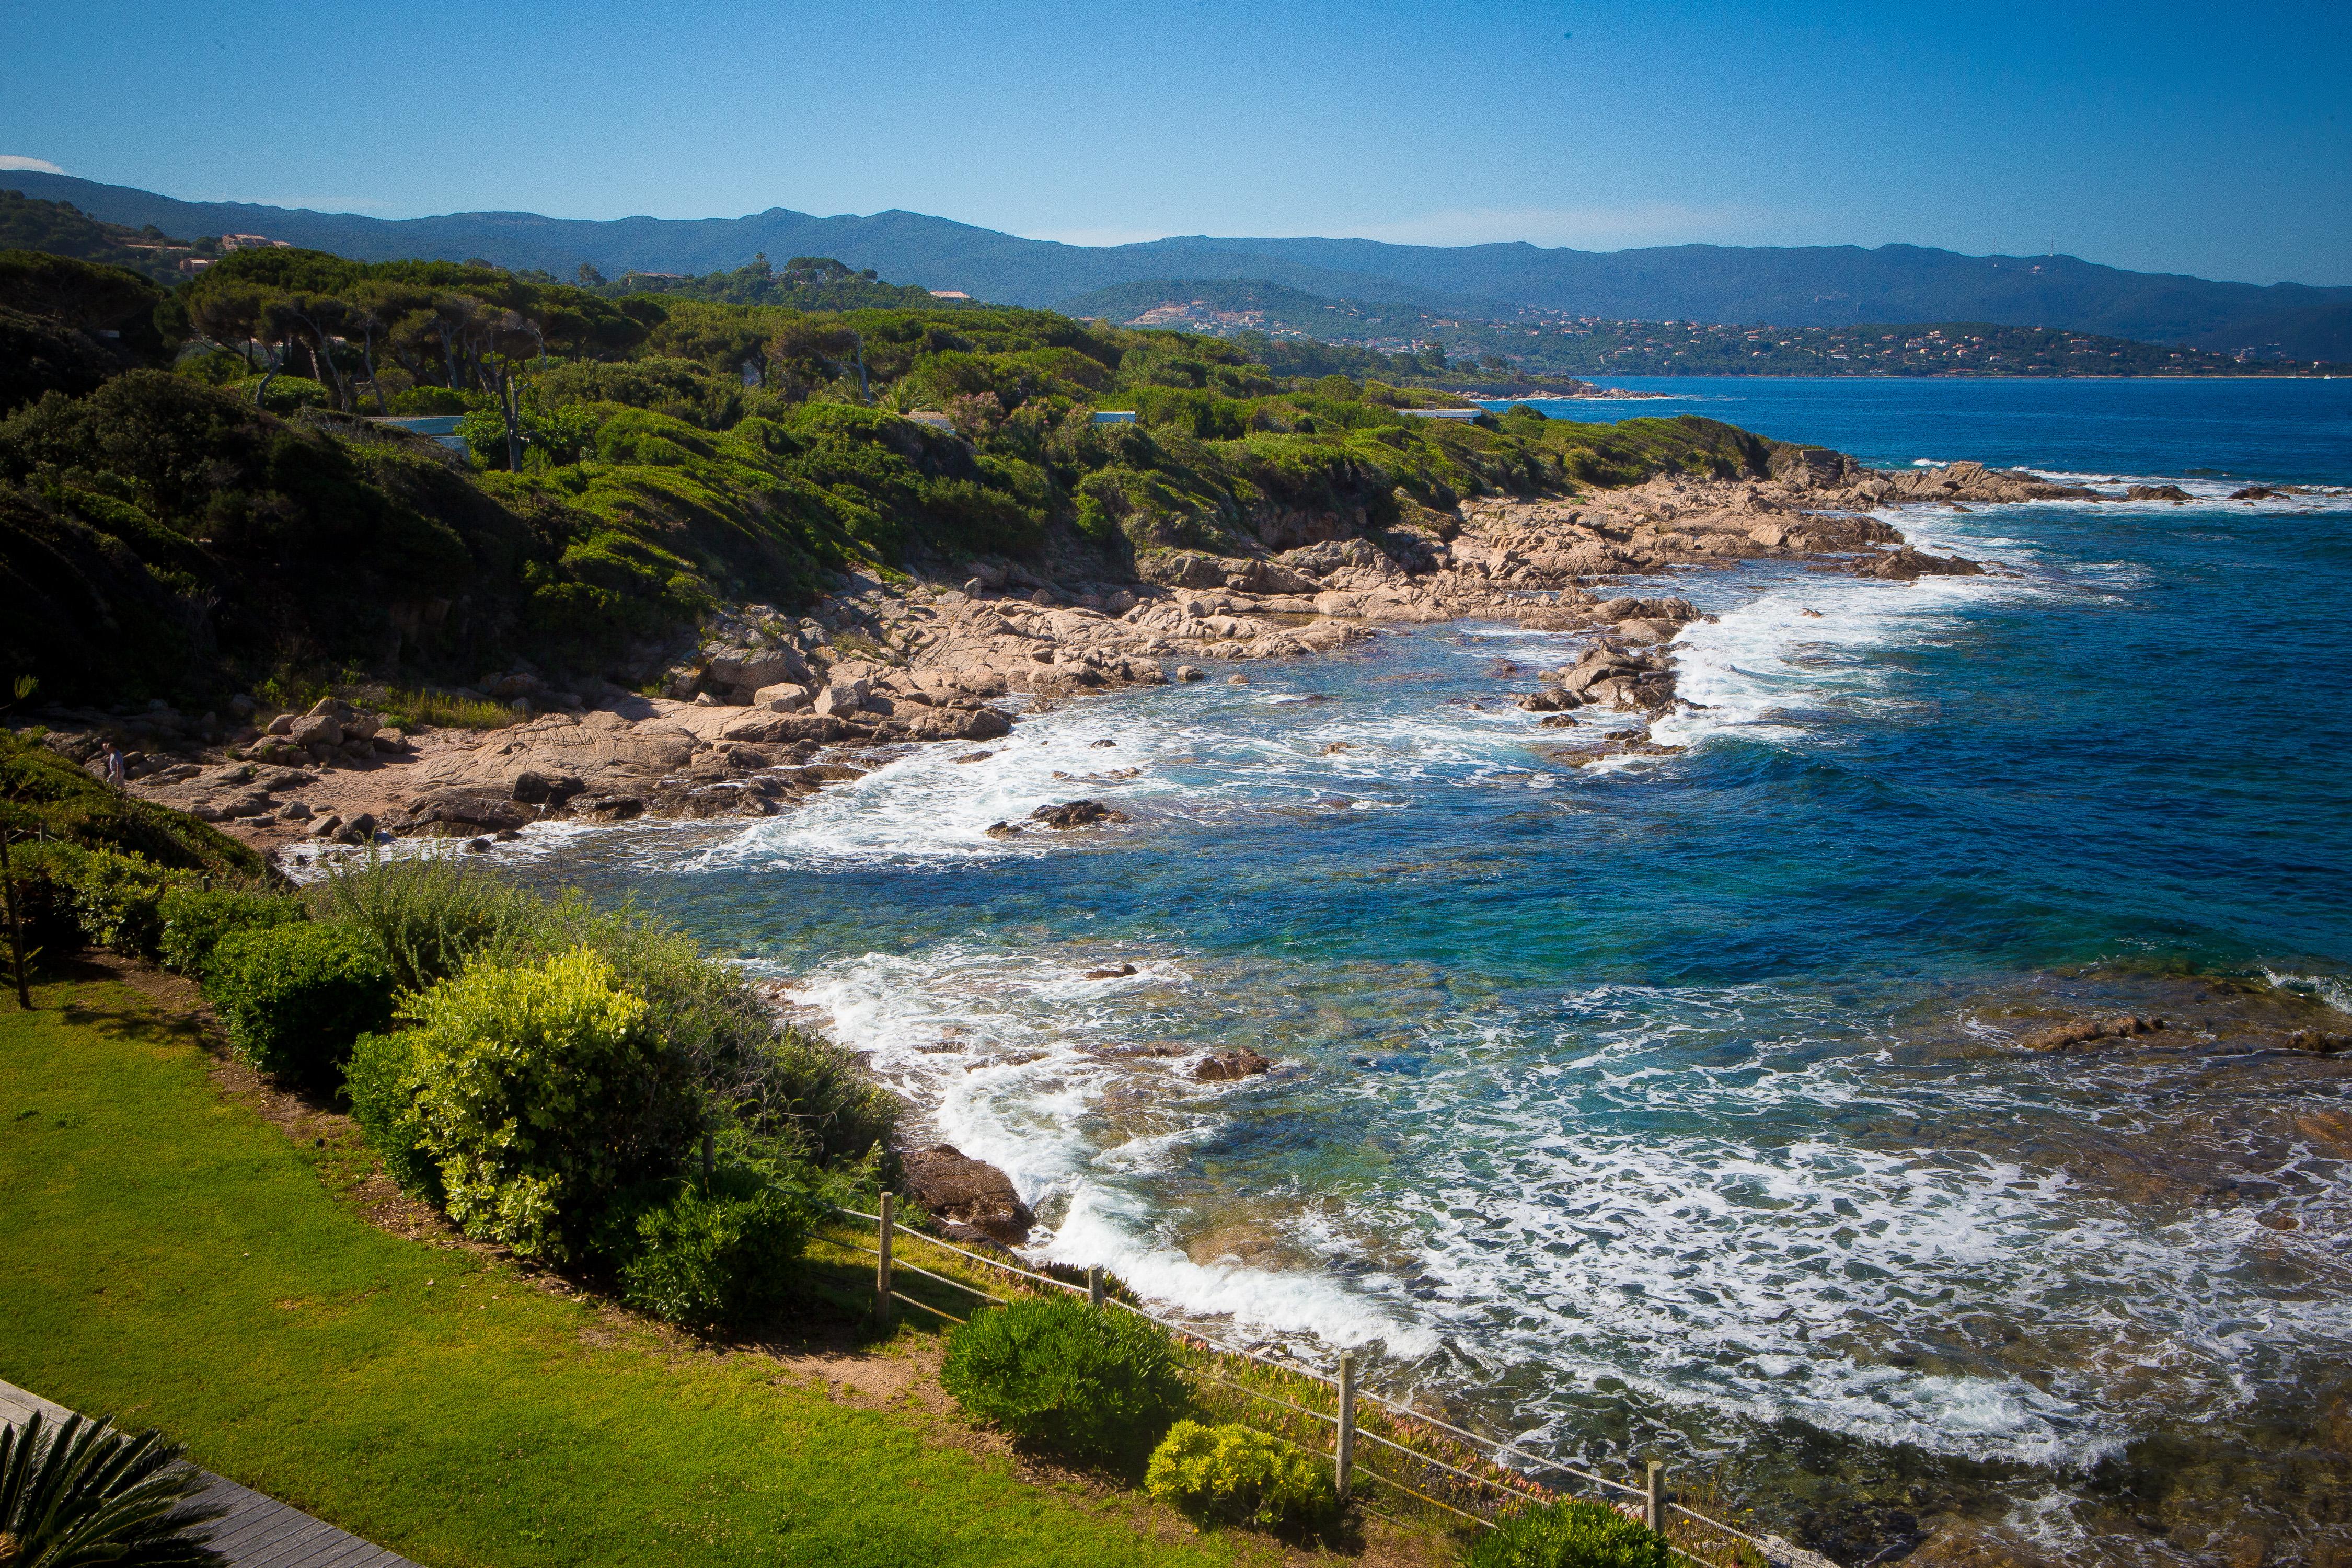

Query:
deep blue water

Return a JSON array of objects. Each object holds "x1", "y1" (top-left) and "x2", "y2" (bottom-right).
[{"x1": 505, "y1": 379, "x2": 2352, "y2": 1534}]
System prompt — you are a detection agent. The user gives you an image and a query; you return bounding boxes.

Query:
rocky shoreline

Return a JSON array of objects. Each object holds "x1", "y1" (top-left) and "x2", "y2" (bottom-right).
[{"x1": 16, "y1": 454, "x2": 2185, "y2": 868}]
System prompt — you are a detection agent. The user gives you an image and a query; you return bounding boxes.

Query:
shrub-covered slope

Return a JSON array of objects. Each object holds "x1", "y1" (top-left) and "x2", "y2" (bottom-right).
[
  {"x1": 0, "y1": 245, "x2": 1834, "y2": 706},
  {"x1": 0, "y1": 730, "x2": 260, "y2": 875}
]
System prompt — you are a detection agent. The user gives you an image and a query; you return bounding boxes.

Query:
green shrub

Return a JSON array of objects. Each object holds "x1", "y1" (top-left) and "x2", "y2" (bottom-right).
[
  {"x1": 305, "y1": 849, "x2": 546, "y2": 995},
  {"x1": 157, "y1": 885, "x2": 302, "y2": 981},
  {"x1": 488, "y1": 892, "x2": 898, "y2": 1168},
  {"x1": 939, "y1": 1294, "x2": 1186, "y2": 1465},
  {"x1": 0, "y1": 841, "x2": 80, "y2": 966},
  {"x1": 1145, "y1": 1420, "x2": 1337, "y2": 1530},
  {"x1": 1467, "y1": 1500, "x2": 1673, "y2": 1568},
  {"x1": 55, "y1": 845, "x2": 196, "y2": 956},
  {"x1": 613, "y1": 1165, "x2": 821, "y2": 1327},
  {"x1": 343, "y1": 1030, "x2": 441, "y2": 1203},
  {"x1": 206, "y1": 921, "x2": 395, "y2": 1091},
  {"x1": 396, "y1": 945, "x2": 697, "y2": 1260},
  {"x1": 224, "y1": 373, "x2": 329, "y2": 413},
  {"x1": 386, "y1": 386, "x2": 471, "y2": 415}
]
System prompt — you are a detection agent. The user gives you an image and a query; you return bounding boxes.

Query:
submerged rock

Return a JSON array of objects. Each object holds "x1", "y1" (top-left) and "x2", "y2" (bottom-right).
[
  {"x1": 1848, "y1": 547, "x2": 1986, "y2": 581},
  {"x1": 1030, "y1": 800, "x2": 1129, "y2": 829},
  {"x1": 2019, "y1": 1014, "x2": 2167, "y2": 1051},
  {"x1": 1194, "y1": 1047, "x2": 1272, "y2": 1081}
]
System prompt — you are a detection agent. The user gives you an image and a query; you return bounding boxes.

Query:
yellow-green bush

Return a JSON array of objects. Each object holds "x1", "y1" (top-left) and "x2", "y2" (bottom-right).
[
  {"x1": 1144, "y1": 1420, "x2": 1337, "y2": 1529},
  {"x1": 1467, "y1": 1500, "x2": 1671, "y2": 1568},
  {"x1": 395, "y1": 946, "x2": 694, "y2": 1260}
]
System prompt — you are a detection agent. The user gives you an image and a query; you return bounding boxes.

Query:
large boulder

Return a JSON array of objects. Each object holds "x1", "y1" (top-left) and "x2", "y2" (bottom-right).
[
  {"x1": 400, "y1": 788, "x2": 533, "y2": 835},
  {"x1": 2020, "y1": 1015, "x2": 2166, "y2": 1052},
  {"x1": 704, "y1": 643, "x2": 811, "y2": 694},
  {"x1": 812, "y1": 679, "x2": 869, "y2": 718},
  {"x1": 1850, "y1": 548, "x2": 1985, "y2": 581},
  {"x1": 899, "y1": 1145, "x2": 1034, "y2": 1244},
  {"x1": 509, "y1": 769, "x2": 581, "y2": 805},
  {"x1": 753, "y1": 682, "x2": 812, "y2": 712},
  {"x1": 287, "y1": 713, "x2": 342, "y2": 748}
]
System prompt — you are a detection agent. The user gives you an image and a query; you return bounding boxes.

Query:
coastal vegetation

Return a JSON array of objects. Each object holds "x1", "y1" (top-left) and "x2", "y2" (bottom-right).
[
  {"x1": 0, "y1": 974, "x2": 1261, "y2": 1568},
  {"x1": 0, "y1": 216, "x2": 1819, "y2": 710}
]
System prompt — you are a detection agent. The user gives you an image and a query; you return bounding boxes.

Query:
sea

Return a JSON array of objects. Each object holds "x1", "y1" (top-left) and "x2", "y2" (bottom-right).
[{"x1": 502, "y1": 377, "x2": 2352, "y2": 1560}]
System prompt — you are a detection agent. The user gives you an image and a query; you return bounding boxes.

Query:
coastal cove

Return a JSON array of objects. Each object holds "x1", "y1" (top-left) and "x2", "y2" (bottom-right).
[{"x1": 473, "y1": 381, "x2": 2352, "y2": 1566}]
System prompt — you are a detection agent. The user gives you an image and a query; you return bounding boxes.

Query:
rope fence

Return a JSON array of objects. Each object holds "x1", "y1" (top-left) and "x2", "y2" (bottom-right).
[{"x1": 823, "y1": 1197, "x2": 1822, "y2": 1568}]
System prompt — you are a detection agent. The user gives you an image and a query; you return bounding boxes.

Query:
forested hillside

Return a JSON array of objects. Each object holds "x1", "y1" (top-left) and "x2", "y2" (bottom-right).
[
  {"x1": 0, "y1": 188, "x2": 204, "y2": 286},
  {"x1": 0, "y1": 241, "x2": 1831, "y2": 708},
  {"x1": 1062, "y1": 279, "x2": 2319, "y2": 377}
]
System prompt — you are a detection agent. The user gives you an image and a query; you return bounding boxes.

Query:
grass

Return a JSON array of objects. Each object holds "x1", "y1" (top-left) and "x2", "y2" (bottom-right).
[
  {"x1": 0, "y1": 973, "x2": 1284, "y2": 1568},
  {"x1": 375, "y1": 687, "x2": 525, "y2": 731}
]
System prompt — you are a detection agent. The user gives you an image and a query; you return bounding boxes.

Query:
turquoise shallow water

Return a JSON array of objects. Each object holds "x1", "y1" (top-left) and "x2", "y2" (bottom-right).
[{"x1": 502, "y1": 379, "x2": 2352, "y2": 1542}]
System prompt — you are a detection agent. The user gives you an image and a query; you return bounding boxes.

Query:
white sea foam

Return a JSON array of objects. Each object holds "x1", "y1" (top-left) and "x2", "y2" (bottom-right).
[
  {"x1": 2264, "y1": 969, "x2": 2352, "y2": 1016},
  {"x1": 517, "y1": 479, "x2": 2349, "y2": 1469},
  {"x1": 1345, "y1": 985, "x2": 2352, "y2": 1461},
  {"x1": 794, "y1": 942, "x2": 1442, "y2": 1356},
  {"x1": 785, "y1": 928, "x2": 2352, "y2": 1464}
]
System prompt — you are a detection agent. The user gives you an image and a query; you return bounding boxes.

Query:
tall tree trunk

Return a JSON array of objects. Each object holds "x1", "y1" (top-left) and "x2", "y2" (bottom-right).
[
  {"x1": 497, "y1": 367, "x2": 522, "y2": 471},
  {"x1": 253, "y1": 339, "x2": 284, "y2": 407},
  {"x1": 0, "y1": 831, "x2": 30, "y2": 1010},
  {"x1": 362, "y1": 327, "x2": 386, "y2": 414}
]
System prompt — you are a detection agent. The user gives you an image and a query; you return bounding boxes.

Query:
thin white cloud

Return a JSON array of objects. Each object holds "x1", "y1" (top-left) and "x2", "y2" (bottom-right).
[
  {"x1": 1346, "y1": 201, "x2": 1796, "y2": 251},
  {"x1": 0, "y1": 155, "x2": 67, "y2": 175}
]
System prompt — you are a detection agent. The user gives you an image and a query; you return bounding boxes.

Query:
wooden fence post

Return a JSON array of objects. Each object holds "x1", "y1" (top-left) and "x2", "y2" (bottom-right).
[
  {"x1": 875, "y1": 1191, "x2": 894, "y2": 1324},
  {"x1": 1335, "y1": 1352, "x2": 1356, "y2": 1503},
  {"x1": 1087, "y1": 1264, "x2": 1104, "y2": 1309},
  {"x1": 1646, "y1": 1459, "x2": 1666, "y2": 1532}
]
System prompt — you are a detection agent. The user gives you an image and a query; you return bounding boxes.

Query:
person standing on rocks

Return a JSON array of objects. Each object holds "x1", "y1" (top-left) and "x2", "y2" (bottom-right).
[{"x1": 101, "y1": 743, "x2": 125, "y2": 789}]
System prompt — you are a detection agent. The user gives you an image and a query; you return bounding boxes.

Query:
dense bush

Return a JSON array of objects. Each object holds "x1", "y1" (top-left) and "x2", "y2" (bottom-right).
[
  {"x1": 1466, "y1": 1501, "x2": 1673, "y2": 1568},
  {"x1": 306, "y1": 849, "x2": 545, "y2": 995},
  {"x1": 206, "y1": 921, "x2": 395, "y2": 1090},
  {"x1": 48, "y1": 843, "x2": 197, "y2": 956},
  {"x1": 342, "y1": 1029, "x2": 441, "y2": 1203},
  {"x1": 940, "y1": 1294, "x2": 1186, "y2": 1465},
  {"x1": 493, "y1": 892, "x2": 897, "y2": 1167},
  {"x1": 157, "y1": 885, "x2": 302, "y2": 981},
  {"x1": 394, "y1": 946, "x2": 694, "y2": 1260},
  {"x1": 1145, "y1": 1420, "x2": 1337, "y2": 1530},
  {"x1": 611, "y1": 1163, "x2": 822, "y2": 1327},
  {"x1": 223, "y1": 373, "x2": 329, "y2": 413}
]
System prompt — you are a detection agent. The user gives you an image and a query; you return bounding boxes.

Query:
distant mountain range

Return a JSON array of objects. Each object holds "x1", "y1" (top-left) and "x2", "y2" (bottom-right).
[{"x1": 10, "y1": 171, "x2": 2348, "y2": 360}]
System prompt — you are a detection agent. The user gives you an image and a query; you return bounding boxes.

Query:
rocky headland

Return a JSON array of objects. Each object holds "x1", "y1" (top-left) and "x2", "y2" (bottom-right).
[{"x1": 14, "y1": 453, "x2": 2189, "y2": 864}]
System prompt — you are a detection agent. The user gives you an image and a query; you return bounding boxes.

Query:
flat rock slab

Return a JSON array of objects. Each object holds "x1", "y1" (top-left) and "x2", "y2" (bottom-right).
[{"x1": 0, "y1": 1378, "x2": 418, "y2": 1568}]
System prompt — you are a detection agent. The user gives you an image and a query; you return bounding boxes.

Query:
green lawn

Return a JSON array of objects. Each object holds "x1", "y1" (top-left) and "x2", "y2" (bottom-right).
[{"x1": 0, "y1": 976, "x2": 1269, "y2": 1567}]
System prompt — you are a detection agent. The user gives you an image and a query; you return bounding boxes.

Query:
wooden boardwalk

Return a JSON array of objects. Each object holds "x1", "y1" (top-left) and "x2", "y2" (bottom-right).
[{"x1": 0, "y1": 1377, "x2": 417, "y2": 1568}]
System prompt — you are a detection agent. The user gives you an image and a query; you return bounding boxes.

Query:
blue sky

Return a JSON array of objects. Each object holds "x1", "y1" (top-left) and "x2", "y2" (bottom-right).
[{"x1": 4, "y1": 0, "x2": 2345, "y2": 284}]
